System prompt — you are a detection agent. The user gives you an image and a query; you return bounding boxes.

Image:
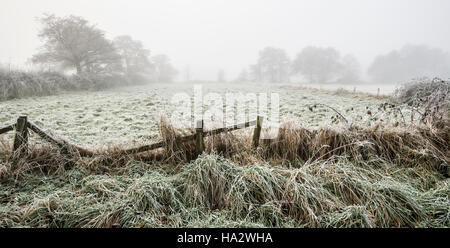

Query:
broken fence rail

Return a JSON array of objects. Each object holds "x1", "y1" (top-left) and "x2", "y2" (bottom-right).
[
  {"x1": 120, "y1": 117, "x2": 264, "y2": 156},
  {"x1": 27, "y1": 120, "x2": 95, "y2": 157},
  {"x1": 1, "y1": 116, "x2": 265, "y2": 158},
  {"x1": 0, "y1": 124, "x2": 15, "y2": 135}
]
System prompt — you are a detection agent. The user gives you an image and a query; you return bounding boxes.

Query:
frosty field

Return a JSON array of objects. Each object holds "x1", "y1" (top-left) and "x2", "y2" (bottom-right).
[
  {"x1": 0, "y1": 82, "x2": 449, "y2": 228},
  {"x1": 1, "y1": 0, "x2": 449, "y2": 231},
  {"x1": 0, "y1": 82, "x2": 389, "y2": 149}
]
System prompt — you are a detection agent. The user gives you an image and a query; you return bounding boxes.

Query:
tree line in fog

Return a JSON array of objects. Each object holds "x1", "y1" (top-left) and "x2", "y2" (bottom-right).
[
  {"x1": 23, "y1": 14, "x2": 450, "y2": 85},
  {"x1": 233, "y1": 45, "x2": 450, "y2": 84}
]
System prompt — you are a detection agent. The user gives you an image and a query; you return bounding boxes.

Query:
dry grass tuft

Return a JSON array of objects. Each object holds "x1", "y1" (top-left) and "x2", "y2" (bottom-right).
[{"x1": 260, "y1": 123, "x2": 449, "y2": 173}]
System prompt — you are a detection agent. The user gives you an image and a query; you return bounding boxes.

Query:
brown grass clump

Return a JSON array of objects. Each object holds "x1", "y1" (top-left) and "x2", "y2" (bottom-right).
[
  {"x1": 157, "y1": 117, "x2": 257, "y2": 165},
  {"x1": 262, "y1": 125, "x2": 313, "y2": 162},
  {"x1": 159, "y1": 117, "x2": 197, "y2": 163},
  {"x1": 260, "y1": 123, "x2": 449, "y2": 172}
]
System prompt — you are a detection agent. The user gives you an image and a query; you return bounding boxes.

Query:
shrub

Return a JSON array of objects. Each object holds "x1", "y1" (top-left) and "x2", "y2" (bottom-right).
[
  {"x1": 0, "y1": 69, "x2": 76, "y2": 100},
  {"x1": 394, "y1": 78, "x2": 449, "y2": 126},
  {"x1": 0, "y1": 68, "x2": 148, "y2": 101},
  {"x1": 395, "y1": 78, "x2": 450, "y2": 104}
]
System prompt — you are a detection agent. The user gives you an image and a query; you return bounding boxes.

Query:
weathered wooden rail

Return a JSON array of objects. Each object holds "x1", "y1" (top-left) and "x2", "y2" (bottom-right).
[
  {"x1": 27, "y1": 120, "x2": 95, "y2": 157},
  {"x1": 0, "y1": 115, "x2": 265, "y2": 159},
  {"x1": 121, "y1": 117, "x2": 264, "y2": 156},
  {"x1": 0, "y1": 124, "x2": 15, "y2": 135}
]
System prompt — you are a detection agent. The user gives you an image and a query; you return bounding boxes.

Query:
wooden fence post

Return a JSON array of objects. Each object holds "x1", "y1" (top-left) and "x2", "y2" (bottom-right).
[
  {"x1": 253, "y1": 116, "x2": 264, "y2": 149},
  {"x1": 13, "y1": 115, "x2": 28, "y2": 157},
  {"x1": 195, "y1": 120, "x2": 205, "y2": 156}
]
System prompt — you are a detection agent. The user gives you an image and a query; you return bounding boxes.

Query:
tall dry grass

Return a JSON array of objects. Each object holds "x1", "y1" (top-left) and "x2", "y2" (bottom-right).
[{"x1": 261, "y1": 122, "x2": 449, "y2": 170}]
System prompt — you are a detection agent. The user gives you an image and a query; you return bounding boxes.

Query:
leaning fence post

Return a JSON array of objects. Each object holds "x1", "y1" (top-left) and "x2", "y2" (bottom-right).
[
  {"x1": 13, "y1": 115, "x2": 28, "y2": 157},
  {"x1": 195, "y1": 120, "x2": 205, "y2": 156},
  {"x1": 253, "y1": 116, "x2": 264, "y2": 149}
]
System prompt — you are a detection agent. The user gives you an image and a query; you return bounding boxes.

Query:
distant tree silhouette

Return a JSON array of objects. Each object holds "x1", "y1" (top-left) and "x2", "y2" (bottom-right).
[
  {"x1": 336, "y1": 54, "x2": 362, "y2": 84},
  {"x1": 368, "y1": 45, "x2": 450, "y2": 84},
  {"x1": 152, "y1": 54, "x2": 178, "y2": 83},
  {"x1": 292, "y1": 46, "x2": 342, "y2": 84},
  {"x1": 251, "y1": 47, "x2": 290, "y2": 83},
  {"x1": 113, "y1": 35, "x2": 153, "y2": 80}
]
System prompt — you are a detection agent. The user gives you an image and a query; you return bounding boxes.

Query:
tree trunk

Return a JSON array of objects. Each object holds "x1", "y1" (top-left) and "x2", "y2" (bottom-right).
[
  {"x1": 125, "y1": 58, "x2": 130, "y2": 76},
  {"x1": 76, "y1": 63, "x2": 82, "y2": 74}
]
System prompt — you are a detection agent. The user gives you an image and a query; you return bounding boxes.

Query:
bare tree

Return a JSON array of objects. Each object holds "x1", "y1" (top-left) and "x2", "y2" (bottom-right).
[
  {"x1": 292, "y1": 46, "x2": 342, "y2": 84},
  {"x1": 32, "y1": 14, "x2": 121, "y2": 75},
  {"x1": 336, "y1": 54, "x2": 362, "y2": 84},
  {"x1": 152, "y1": 54, "x2": 178, "y2": 83},
  {"x1": 252, "y1": 47, "x2": 290, "y2": 83},
  {"x1": 114, "y1": 35, "x2": 152, "y2": 79},
  {"x1": 250, "y1": 64, "x2": 262, "y2": 82},
  {"x1": 236, "y1": 68, "x2": 249, "y2": 82}
]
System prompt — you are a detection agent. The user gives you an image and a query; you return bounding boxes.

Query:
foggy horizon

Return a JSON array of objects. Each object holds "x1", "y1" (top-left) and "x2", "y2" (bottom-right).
[{"x1": 1, "y1": 0, "x2": 450, "y2": 81}]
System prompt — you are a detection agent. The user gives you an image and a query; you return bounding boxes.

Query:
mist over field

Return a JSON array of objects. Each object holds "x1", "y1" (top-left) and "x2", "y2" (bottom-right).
[
  {"x1": 0, "y1": 1, "x2": 449, "y2": 229},
  {"x1": 1, "y1": 0, "x2": 450, "y2": 87}
]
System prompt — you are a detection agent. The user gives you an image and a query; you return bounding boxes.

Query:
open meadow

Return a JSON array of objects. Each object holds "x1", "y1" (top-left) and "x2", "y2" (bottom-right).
[
  {"x1": 0, "y1": 83, "x2": 393, "y2": 148},
  {"x1": 0, "y1": 82, "x2": 448, "y2": 228}
]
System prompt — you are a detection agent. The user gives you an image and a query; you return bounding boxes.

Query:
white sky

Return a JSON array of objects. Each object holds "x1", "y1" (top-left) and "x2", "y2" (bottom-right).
[{"x1": 1, "y1": 0, "x2": 450, "y2": 80}]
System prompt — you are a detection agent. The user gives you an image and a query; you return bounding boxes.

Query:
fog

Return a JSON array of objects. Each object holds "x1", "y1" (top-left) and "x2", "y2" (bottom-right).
[{"x1": 1, "y1": 0, "x2": 450, "y2": 82}]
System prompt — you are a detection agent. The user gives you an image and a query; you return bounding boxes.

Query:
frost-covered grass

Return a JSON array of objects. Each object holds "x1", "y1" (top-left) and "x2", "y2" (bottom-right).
[
  {"x1": 0, "y1": 82, "x2": 391, "y2": 149},
  {"x1": 0, "y1": 153, "x2": 448, "y2": 228},
  {"x1": 1, "y1": 82, "x2": 448, "y2": 228}
]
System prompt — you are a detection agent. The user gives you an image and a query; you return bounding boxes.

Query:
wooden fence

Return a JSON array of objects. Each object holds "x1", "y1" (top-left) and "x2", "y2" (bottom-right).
[{"x1": 0, "y1": 115, "x2": 264, "y2": 159}]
